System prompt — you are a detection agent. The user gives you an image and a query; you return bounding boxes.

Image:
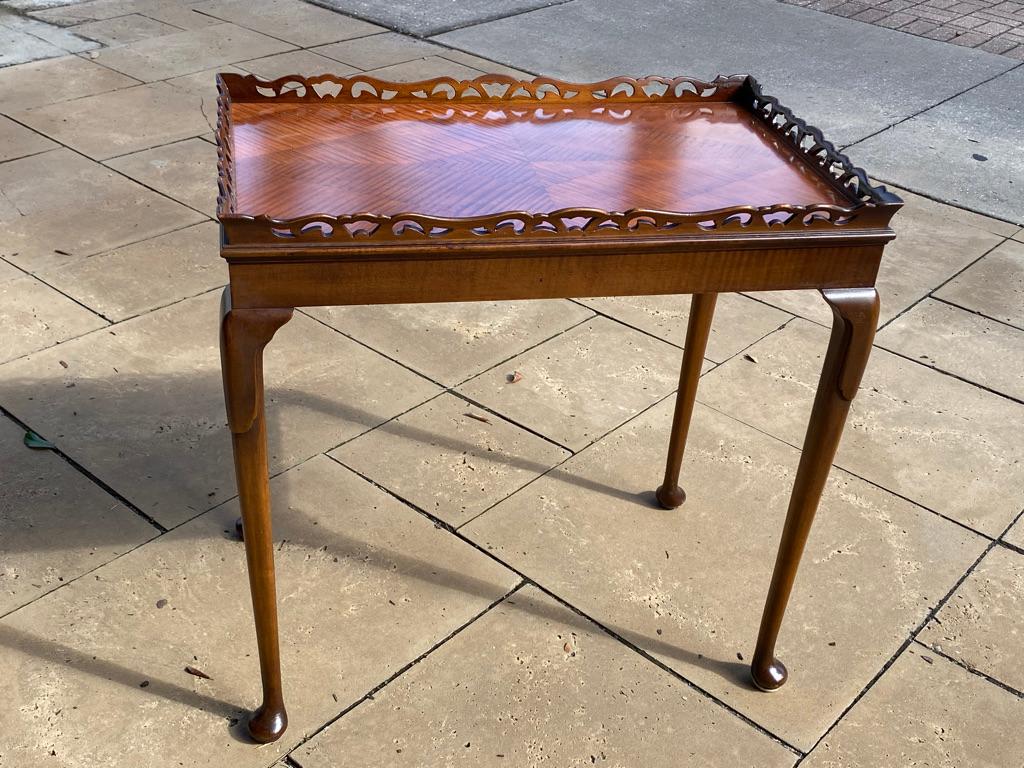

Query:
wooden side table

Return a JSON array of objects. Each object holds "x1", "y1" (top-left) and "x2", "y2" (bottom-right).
[{"x1": 215, "y1": 72, "x2": 902, "y2": 743}]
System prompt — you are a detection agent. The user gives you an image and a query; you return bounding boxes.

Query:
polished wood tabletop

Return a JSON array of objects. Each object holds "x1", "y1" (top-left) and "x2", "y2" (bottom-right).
[{"x1": 230, "y1": 99, "x2": 853, "y2": 220}]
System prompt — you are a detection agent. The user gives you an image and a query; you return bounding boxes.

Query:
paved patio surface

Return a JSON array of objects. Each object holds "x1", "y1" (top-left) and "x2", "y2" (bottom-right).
[{"x1": 0, "y1": 1, "x2": 1022, "y2": 766}]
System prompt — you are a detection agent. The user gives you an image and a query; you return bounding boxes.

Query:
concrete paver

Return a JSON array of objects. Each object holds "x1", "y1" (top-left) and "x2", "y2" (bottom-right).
[
  {"x1": 0, "y1": 454, "x2": 516, "y2": 767},
  {"x1": 309, "y1": 0, "x2": 563, "y2": 36},
  {"x1": 876, "y1": 297, "x2": 1024, "y2": 401},
  {"x1": 0, "y1": 54, "x2": 138, "y2": 112},
  {"x1": 105, "y1": 137, "x2": 218, "y2": 216},
  {"x1": 0, "y1": 414, "x2": 157, "y2": 616},
  {"x1": 700, "y1": 319, "x2": 1024, "y2": 537},
  {"x1": 0, "y1": 114, "x2": 55, "y2": 163},
  {"x1": 919, "y1": 545, "x2": 1024, "y2": 692},
  {"x1": 801, "y1": 648, "x2": 1024, "y2": 767},
  {"x1": 296, "y1": 586, "x2": 797, "y2": 768},
  {"x1": 463, "y1": 400, "x2": 985, "y2": 749},
  {"x1": 193, "y1": 0, "x2": 384, "y2": 47},
  {"x1": 934, "y1": 237, "x2": 1024, "y2": 327},
  {"x1": 331, "y1": 392, "x2": 571, "y2": 527}
]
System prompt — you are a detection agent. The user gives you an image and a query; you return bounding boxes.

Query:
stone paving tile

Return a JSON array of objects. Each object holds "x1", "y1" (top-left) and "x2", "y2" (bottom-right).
[
  {"x1": 1006, "y1": 518, "x2": 1024, "y2": 550},
  {"x1": 69, "y1": 13, "x2": 182, "y2": 46},
  {"x1": 312, "y1": 30, "x2": 448, "y2": 70},
  {"x1": 90, "y1": 22, "x2": 294, "y2": 82},
  {"x1": 0, "y1": 55, "x2": 137, "y2": 113},
  {"x1": 934, "y1": 237, "x2": 1024, "y2": 327},
  {"x1": 309, "y1": 0, "x2": 561, "y2": 36},
  {"x1": 194, "y1": 0, "x2": 384, "y2": 47},
  {"x1": 237, "y1": 49, "x2": 359, "y2": 80},
  {"x1": 0, "y1": 24, "x2": 66, "y2": 67},
  {"x1": 456, "y1": 317, "x2": 687, "y2": 451},
  {"x1": 0, "y1": 414, "x2": 157, "y2": 616},
  {"x1": 0, "y1": 115, "x2": 55, "y2": 162},
  {"x1": 13, "y1": 82, "x2": 213, "y2": 161},
  {"x1": 105, "y1": 137, "x2": 218, "y2": 216},
  {"x1": 848, "y1": 65, "x2": 1024, "y2": 223},
  {"x1": 0, "y1": 454, "x2": 517, "y2": 767},
  {"x1": 0, "y1": 259, "x2": 107, "y2": 363},
  {"x1": 579, "y1": 294, "x2": 791, "y2": 363},
  {"x1": 432, "y1": 47, "x2": 536, "y2": 77},
  {"x1": 362, "y1": 55, "x2": 485, "y2": 81},
  {"x1": 0, "y1": 291, "x2": 442, "y2": 528},
  {"x1": 463, "y1": 401, "x2": 985, "y2": 750},
  {"x1": 306, "y1": 299, "x2": 593, "y2": 387},
  {"x1": 700, "y1": 319, "x2": 1024, "y2": 537},
  {"x1": 295, "y1": 586, "x2": 796, "y2": 768},
  {"x1": 918, "y1": 545, "x2": 1024, "y2": 691},
  {"x1": 38, "y1": 222, "x2": 226, "y2": 322},
  {"x1": 0, "y1": 148, "x2": 204, "y2": 273},
  {"x1": 432, "y1": 0, "x2": 1015, "y2": 148},
  {"x1": 750, "y1": 187, "x2": 1009, "y2": 327},
  {"x1": 30, "y1": 0, "x2": 219, "y2": 30},
  {"x1": 0, "y1": 10, "x2": 99, "y2": 55},
  {"x1": 330, "y1": 392, "x2": 571, "y2": 528},
  {"x1": 801, "y1": 648, "x2": 1024, "y2": 767},
  {"x1": 165, "y1": 63, "x2": 248, "y2": 102},
  {"x1": 875, "y1": 297, "x2": 1024, "y2": 400}
]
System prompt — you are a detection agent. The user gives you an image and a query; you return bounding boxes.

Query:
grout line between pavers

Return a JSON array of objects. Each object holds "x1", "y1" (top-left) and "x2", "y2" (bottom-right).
[
  {"x1": 930, "y1": 294, "x2": 1024, "y2": 333},
  {"x1": 277, "y1": 580, "x2": 528, "y2": 765},
  {"x1": 0, "y1": 254, "x2": 112, "y2": 324},
  {"x1": 841, "y1": 59, "x2": 1023, "y2": 155},
  {"x1": 911, "y1": 639, "x2": 1024, "y2": 701},
  {"x1": 324, "y1": 451, "x2": 804, "y2": 755},
  {"x1": 793, "y1": 503, "x2": 1024, "y2": 764},
  {"x1": 874, "y1": 343, "x2": 1024, "y2": 406}
]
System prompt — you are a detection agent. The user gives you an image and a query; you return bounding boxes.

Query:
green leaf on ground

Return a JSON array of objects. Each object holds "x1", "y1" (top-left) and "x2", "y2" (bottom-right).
[{"x1": 23, "y1": 430, "x2": 56, "y2": 450}]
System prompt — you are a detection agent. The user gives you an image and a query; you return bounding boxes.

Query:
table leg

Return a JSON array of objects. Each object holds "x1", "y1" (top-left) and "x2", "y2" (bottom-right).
[
  {"x1": 750, "y1": 287, "x2": 878, "y2": 691},
  {"x1": 219, "y1": 288, "x2": 294, "y2": 743},
  {"x1": 656, "y1": 292, "x2": 718, "y2": 509}
]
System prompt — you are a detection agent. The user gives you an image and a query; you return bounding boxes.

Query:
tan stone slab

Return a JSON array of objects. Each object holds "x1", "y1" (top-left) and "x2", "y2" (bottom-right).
[
  {"x1": 750, "y1": 188, "x2": 1008, "y2": 326},
  {"x1": 364, "y1": 56, "x2": 485, "y2": 81},
  {"x1": 0, "y1": 115, "x2": 56, "y2": 162},
  {"x1": 105, "y1": 137, "x2": 217, "y2": 216},
  {"x1": 1006, "y1": 518, "x2": 1024, "y2": 550},
  {"x1": 876, "y1": 298, "x2": 1024, "y2": 401},
  {"x1": 0, "y1": 55, "x2": 137, "y2": 113},
  {"x1": 306, "y1": 299, "x2": 593, "y2": 387},
  {"x1": 296, "y1": 586, "x2": 796, "y2": 768},
  {"x1": 13, "y1": 82, "x2": 212, "y2": 161},
  {"x1": 580, "y1": 293, "x2": 791, "y2": 363},
  {"x1": 1013, "y1": 228, "x2": 1023, "y2": 243},
  {"x1": 463, "y1": 401, "x2": 985, "y2": 749},
  {"x1": 934, "y1": 238, "x2": 1024, "y2": 328},
  {"x1": 165, "y1": 64, "x2": 248, "y2": 103},
  {"x1": 331, "y1": 393, "x2": 571, "y2": 528},
  {"x1": 434, "y1": 48, "x2": 534, "y2": 77},
  {"x1": 70, "y1": 13, "x2": 181, "y2": 45},
  {"x1": 0, "y1": 454, "x2": 517, "y2": 767},
  {"x1": 456, "y1": 317, "x2": 689, "y2": 451},
  {"x1": 312, "y1": 31, "x2": 446, "y2": 70},
  {"x1": 91, "y1": 22, "x2": 293, "y2": 82},
  {"x1": 237, "y1": 49, "x2": 358, "y2": 81},
  {"x1": 0, "y1": 291, "x2": 441, "y2": 527},
  {"x1": 193, "y1": 0, "x2": 383, "y2": 47},
  {"x1": 39, "y1": 222, "x2": 226, "y2": 321},
  {"x1": 0, "y1": 264, "x2": 107, "y2": 363},
  {"x1": 919, "y1": 546, "x2": 1024, "y2": 692},
  {"x1": 700, "y1": 320, "x2": 1024, "y2": 537},
  {"x1": 0, "y1": 414, "x2": 157, "y2": 615},
  {"x1": 802, "y1": 649, "x2": 1024, "y2": 767},
  {"x1": 0, "y1": 149, "x2": 204, "y2": 273},
  {"x1": 32, "y1": 0, "x2": 219, "y2": 30},
  {"x1": 0, "y1": 24, "x2": 65, "y2": 67}
]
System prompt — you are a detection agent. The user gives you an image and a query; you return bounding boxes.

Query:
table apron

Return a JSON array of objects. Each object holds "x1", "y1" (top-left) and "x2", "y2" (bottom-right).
[{"x1": 225, "y1": 243, "x2": 882, "y2": 308}]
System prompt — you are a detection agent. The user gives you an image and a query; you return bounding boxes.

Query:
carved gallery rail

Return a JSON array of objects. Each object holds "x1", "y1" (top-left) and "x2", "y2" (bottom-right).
[{"x1": 215, "y1": 72, "x2": 902, "y2": 743}]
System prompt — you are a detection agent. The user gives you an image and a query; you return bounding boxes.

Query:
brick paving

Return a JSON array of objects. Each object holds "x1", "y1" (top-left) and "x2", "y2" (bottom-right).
[{"x1": 780, "y1": 0, "x2": 1024, "y2": 58}]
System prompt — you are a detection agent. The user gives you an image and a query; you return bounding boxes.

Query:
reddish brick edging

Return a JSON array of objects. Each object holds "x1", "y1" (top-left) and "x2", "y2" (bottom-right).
[{"x1": 780, "y1": 0, "x2": 1024, "y2": 59}]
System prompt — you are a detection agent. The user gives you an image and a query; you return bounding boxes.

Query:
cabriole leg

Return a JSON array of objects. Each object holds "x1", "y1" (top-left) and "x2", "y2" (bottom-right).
[
  {"x1": 656, "y1": 292, "x2": 718, "y2": 509},
  {"x1": 220, "y1": 288, "x2": 294, "y2": 742},
  {"x1": 750, "y1": 287, "x2": 878, "y2": 691}
]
